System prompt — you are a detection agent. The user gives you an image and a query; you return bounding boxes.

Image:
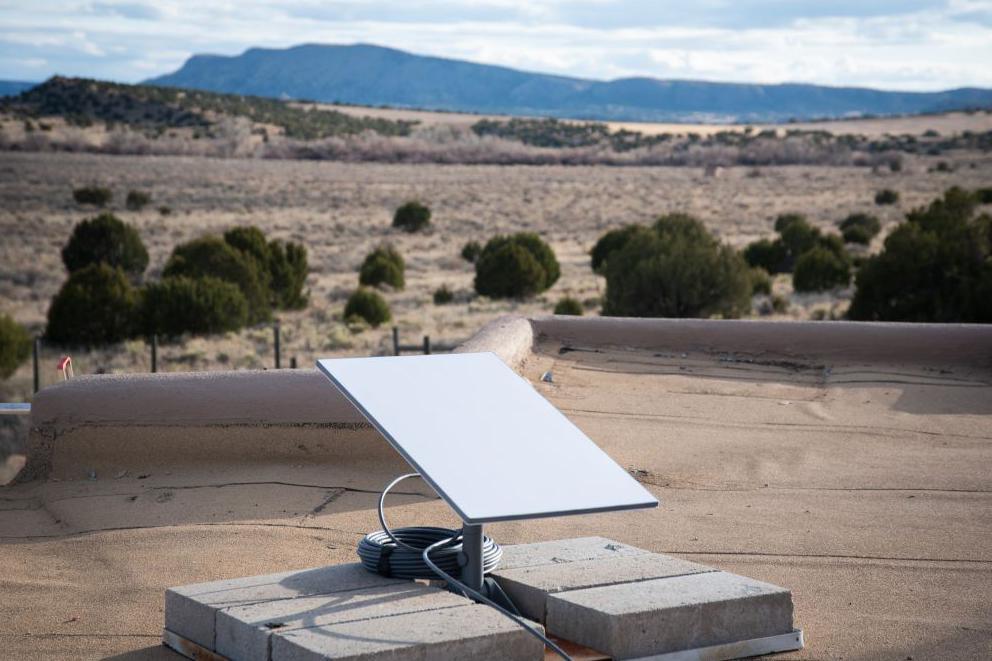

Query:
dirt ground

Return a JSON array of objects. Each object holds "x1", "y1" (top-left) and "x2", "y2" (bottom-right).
[{"x1": 1, "y1": 149, "x2": 991, "y2": 401}]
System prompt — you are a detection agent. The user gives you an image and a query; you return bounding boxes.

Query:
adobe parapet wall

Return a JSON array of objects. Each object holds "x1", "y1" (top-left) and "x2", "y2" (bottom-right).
[
  {"x1": 19, "y1": 315, "x2": 990, "y2": 482},
  {"x1": 20, "y1": 316, "x2": 534, "y2": 483},
  {"x1": 532, "y1": 316, "x2": 992, "y2": 369}
]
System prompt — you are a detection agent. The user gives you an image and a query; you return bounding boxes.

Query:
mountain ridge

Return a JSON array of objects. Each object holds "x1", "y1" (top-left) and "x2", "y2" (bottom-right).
[{"x1": 146, "y1": 43, "x2": 992, "y2": 123}]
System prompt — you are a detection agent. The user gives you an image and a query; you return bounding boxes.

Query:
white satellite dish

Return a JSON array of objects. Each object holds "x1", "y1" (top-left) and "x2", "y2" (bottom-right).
[{"x1": 317, "y1": 352, "x2": 657, "y2": 591}]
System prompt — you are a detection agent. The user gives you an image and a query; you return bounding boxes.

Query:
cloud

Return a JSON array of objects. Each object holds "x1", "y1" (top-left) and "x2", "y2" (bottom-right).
[
  {"x1": 91, "y1": 2, "x2": 163, "y2": 20},
  {"x1": 0, "y1": 1, "x2": 989, "y2": 91},
  {"x1": 72, "y1": 31, "x2": 106, "y2": 57}
]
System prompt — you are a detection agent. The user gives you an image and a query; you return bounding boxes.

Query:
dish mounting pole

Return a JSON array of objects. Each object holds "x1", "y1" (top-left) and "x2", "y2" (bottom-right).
[{"x1": 461, "y1": 523, "x2": 484, "y2": 592}]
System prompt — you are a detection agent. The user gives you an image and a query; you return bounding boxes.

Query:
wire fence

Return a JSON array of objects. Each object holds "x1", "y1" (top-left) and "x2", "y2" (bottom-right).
[
  {"x1": 26, "y1": 324, "x2": 457, "y2": 393},
  {"x1": 390, "y1": 327, "x2": 457, "y2": 357}
]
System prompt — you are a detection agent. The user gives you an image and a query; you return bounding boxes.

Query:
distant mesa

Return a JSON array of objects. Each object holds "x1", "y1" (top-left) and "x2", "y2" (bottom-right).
[{"x1": 145, "y1": 43, "x2": 992, "y2": 123}]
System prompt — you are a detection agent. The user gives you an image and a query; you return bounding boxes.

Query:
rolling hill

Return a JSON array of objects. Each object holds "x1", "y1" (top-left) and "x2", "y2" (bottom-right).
[
  {"x1": 1, "y1": 76, "x2": 413, "y2": 139},
  {"x1": 146, "y1": 43, "x2": 992, "y2": 123}
]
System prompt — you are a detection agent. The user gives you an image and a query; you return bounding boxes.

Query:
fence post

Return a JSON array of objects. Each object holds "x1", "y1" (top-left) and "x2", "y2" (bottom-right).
[
  {"x1": 273, "y1": 322, "x2": 281, "y2": 369},
  {"x1": 423, "y1": 335, "x2": 431, "y2": 355},
  {"x1": 393, "y1": 327, "x2": 400, "y2": 356},
  {"x1": 32, "y1": 337, "x2": 40, "y2": 393},
  {"x1": 151, "y1": 334, "x2": 158, "y2": 373}
]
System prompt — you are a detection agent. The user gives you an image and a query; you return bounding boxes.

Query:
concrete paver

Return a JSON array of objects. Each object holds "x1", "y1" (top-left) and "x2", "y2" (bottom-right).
[
  {"x1": 494, "y1": 552, "x2": 713, "y2": 621},
  {"x1": 216, "y1": 583, "x2": 468, "y2": 661},
  {"x1": 498, "y1": 535, "x2": 649, "y2": 570},
  {"x1": 269, "y1": 604, "x2": 544, "y2": 660},
  {"x1": 166, "y1": 563, "x2": 405, "y2": 648},
  {"x1": 547, "y1": 571, "x2": 794, "y2": 659}
]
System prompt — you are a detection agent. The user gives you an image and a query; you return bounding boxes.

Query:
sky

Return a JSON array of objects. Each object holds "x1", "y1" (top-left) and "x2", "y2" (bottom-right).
[{"x1": 1, "y1": 1, "x2": 991, "y2": 90}]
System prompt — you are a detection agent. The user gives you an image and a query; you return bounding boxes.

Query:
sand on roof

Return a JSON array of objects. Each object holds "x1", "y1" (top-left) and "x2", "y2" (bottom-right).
[{"x1": 1, "y1": 332, "x2": 991, "y2": 659}]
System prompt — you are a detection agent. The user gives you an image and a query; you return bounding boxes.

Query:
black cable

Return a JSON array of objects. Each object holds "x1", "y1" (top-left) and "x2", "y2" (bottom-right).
[
  {"x1": 356, "y1": 474, "x2": 503, "y2": 579},
  {"x1": 356, "y1": 473, "x2": 572, "y2": 660}
]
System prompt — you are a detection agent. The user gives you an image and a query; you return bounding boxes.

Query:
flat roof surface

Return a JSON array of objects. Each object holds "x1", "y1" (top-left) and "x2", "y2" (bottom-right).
[
  {"x1": 526, "y1": 339, "x2": 992, "y2": 660},
  {"x1": 2, "y1": 335, "x2": 990, "y2": 659},
  {"x1": 317, "y1": 353, "x2": 656, "y2": 524}
]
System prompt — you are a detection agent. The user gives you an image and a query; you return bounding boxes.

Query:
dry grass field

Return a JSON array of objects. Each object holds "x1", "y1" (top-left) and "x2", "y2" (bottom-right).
[
  {"x1": 2, "y1": 148, "x2": 991, "y2": 402},
  {"x1": 327, "y1": 104, "x2": 992, "y2": 137}
]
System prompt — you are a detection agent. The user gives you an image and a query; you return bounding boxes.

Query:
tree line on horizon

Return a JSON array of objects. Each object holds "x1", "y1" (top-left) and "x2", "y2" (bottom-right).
[{"x1": 4, "y1": 77, "x2": 991, "y2": 167}]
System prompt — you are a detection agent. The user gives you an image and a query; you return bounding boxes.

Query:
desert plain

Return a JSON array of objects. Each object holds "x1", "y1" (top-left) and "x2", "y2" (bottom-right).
[{"x1": 1, "y1": 112, "x2": 991, "y2": 402}]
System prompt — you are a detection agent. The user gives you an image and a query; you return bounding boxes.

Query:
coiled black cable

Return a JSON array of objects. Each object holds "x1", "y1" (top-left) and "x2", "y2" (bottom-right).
[
  {"x1": 357, "y1": 526, "x2": 502, "y2": 579},
  {"x1": 357, "y1": 473, "x2": 572, "y2": 660},
  {"x1": 357, "y1": 473, "x2": 503, "y2": 578}
]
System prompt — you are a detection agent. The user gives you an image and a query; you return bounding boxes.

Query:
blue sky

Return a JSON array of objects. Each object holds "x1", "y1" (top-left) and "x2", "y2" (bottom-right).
[{"x1": 1, "y1": 1, "x2": 991, "y2": 90}]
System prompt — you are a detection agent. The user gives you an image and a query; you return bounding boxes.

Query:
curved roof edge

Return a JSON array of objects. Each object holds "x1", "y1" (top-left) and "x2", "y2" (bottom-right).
[
  {"x1": 15, "y1": 315, "x2": 988, "y2": 484},
  {"x1": 531, "y1": 316, "x2": 992, "y2": 369},
  {"x1": 28, "y1": 315, "x2": 992, "y2": 433}
]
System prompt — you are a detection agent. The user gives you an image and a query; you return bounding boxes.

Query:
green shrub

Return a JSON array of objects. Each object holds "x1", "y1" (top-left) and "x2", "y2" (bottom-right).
[
  {"x1": 46, "y1": 264, "x2": 139, "y2": 346},
  {"x1": 73, "y1": 186, "x2": 112, "y2": 207},
  {"x1": 840, "y1": 213, "x2": 881, "y2": 235},
  {"x1": 474, "y1": 232, "x2": 559, "y2": 299},
  {"x1": 590, "y1": 225, "x2": 644, "y2": 272},
  {"x1": 742, "y1": 238, "x2": 788, "y2": 274},
  {"x1": 223, "y1": 226, "x2": 270, "y2": 265},
  {"x1": 778, "y1": 215, "x2": 820, "y2": 259},
  {"x1": 602, "y1": 213, "x2": 752, "y2": 318},
  {"x1": 359, "y1": 245, "x2": 405, "y2": 290},
  {"x1": 141, "y1": 276, "x2": 248, "y2": 338},
  {"x1": 975, "y1": 187, "x2": 992, "y2": 204},
  {"x1": 744, "y1": 214, "x2": 820, "y2": 274},
  {"x1": 163, "y1": 236, "x2": 271, "y2": 323},
  {"x1": 393, "y1": 201, "x2": 431, "y2": 232},
  {"x1": 849, "y1": 187, "x2": 992, "y2": 322},
  {"x1": 749, "y1": 267, "x2": 772, "y2": 295},
  {"x1": 475, "y1": 242, "x2": 544, "y2": 299},
  {"x1": 125, "y1": 189, "x2": 151, "y2": 211},
  {"x1": 817, "y1": 233, "x2": 849, "y2": 260},
  {"x1": 841, "y1": 225, "x2": 872, "y2": 245},
  {"x1": 344, "y1": 288, "x2": 391, "y2": 327},
  {"x1": 461, "y1": 240, "x2": 482, "y2": 263},
  {"x1": 433, "y1": 285, "x2": 454, "y2": 305},
  {"x1": 553, "y1": 297, "x2": 583, "y2": 316},
  {"x1": 61, "y1": 212, "x2": 149, "y2": 277},
  {"x1": 773, "y1": 213, "x2": 806, "y2": 233},
  {"x1": 223, "y1": 226, "x2": 308, "y2": 309},
  {"x1": 875, "y1": 189, "x2": 899, "y2": 205},
  {"x1": 771, "y1": 294, "x2": 789, "y2": 313},
  {"x1": 268, "y1": 240, "x2": 309, "y2": 309},
  {"x1": 0, "y1": 314, "x2": 31, "y2": 380},
  {"x1": 792, "y1": 247, "x2": 851, "y2": 292},
  {"x1": 839, "y1": 213, "x2": 881, "y2": 244},
  {"x1": 512, "y1": 232, "x2": 560, "y2": 285}
]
